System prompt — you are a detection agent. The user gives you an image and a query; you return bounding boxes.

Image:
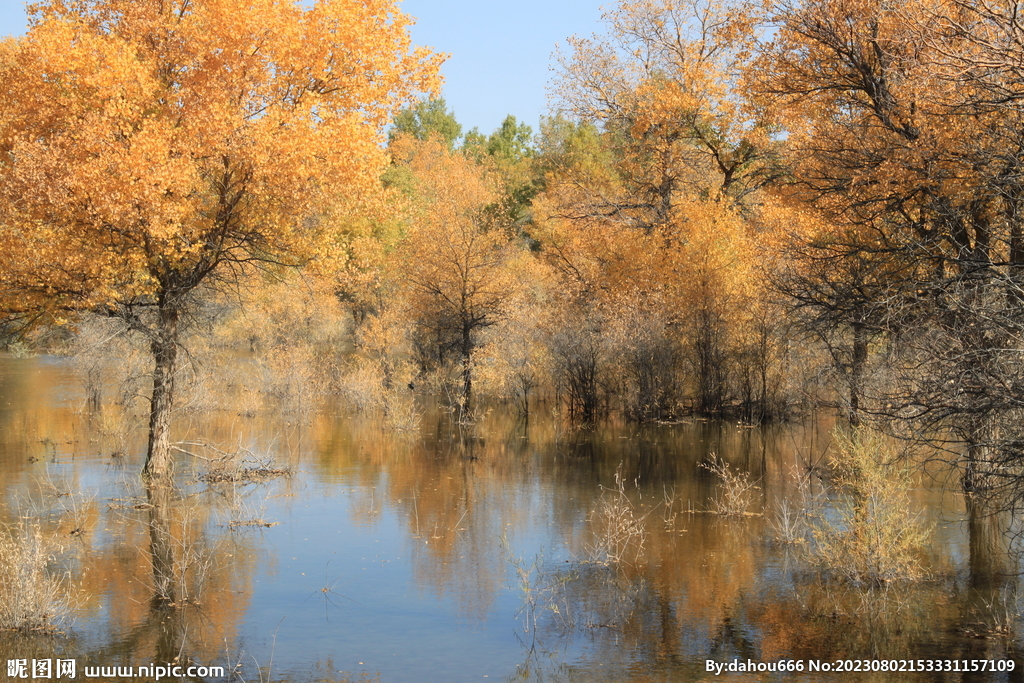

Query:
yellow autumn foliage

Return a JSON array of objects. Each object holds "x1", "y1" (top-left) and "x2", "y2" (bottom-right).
[{"x1": 0, "y1": 0, "x2": 441, "y2": 314}]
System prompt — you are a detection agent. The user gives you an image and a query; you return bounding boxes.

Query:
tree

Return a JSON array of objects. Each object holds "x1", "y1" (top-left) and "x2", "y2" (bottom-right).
[
  {"x1": 551, "y1": 0, "x2": 784, "y2": 227},
  {"x1": 0, "y1": 0, "x2": 441, "y2": 479},
  {"x1": 751, "y1": 0, "x2": 1024, "y2": 495},
  {"x1": 391, "y1": 97, "x2": 463, "y2": 151},
  {"x1": 483, "y1": 115, "x2": 535, "y2": 162},
  {"x1": 766, "y1": 203, "x2": 916, "y2": 424},
  {"x1": 455, "y1": 115, "x2": 543, "y2": 239},
  {"x1": 393, "y1": 137, "x2": 517, "y2": 408},
  {"x1": 534, "y1": 0, "x2": 786, "y2": 419},
  {"x1": 906, "y1": 0, "x2": 1024, "y2": 498}
]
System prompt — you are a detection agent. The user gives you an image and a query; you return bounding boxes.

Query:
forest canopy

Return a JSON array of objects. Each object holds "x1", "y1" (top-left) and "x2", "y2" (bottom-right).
[{"x1": 2, "y1": 0, "x2": 1024, "y2": 508}]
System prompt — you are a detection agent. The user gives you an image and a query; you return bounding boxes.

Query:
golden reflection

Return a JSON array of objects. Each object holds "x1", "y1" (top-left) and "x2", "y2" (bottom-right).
[
  {"x1": 0, "y1": 358, "x2": 263, "y2": 672},
  {"x1": 2, "y1": 355, "x2": 1023, "y2": 682},
  {"x1": 69, "y1": 481, "x2": 258, "y2": 672}
]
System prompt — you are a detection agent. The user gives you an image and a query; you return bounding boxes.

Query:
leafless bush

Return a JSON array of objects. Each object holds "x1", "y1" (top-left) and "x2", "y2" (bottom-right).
[
  {"x1": 383, "y1": 392, "x2": 422, "y2": 432},
  {"x1": 335, "y1": 357, "x2": 421, "y2": 430},
  {"x1": 7, "y1": 340, "x2": 34, "y2": 358},
  {"x1": 138, "y1": 485, "x2": 221, "y2": 608},
  {"x1": 176, "y1": 441, "x2": 290, "y2": 484},
  {"x1": 337, "y1": 363, "x2": 386, "y2": 412},
  {"x1": 768, "y1": 470, "x2": 824, "y2": 544},
  {"x1": 600, "y1": 292, "x2": 682, "y2": 421},
  {"x1": 959, "y1": 588, "x2": 1022, "y2": 638},
  {"x1": 68, "y1": 314, "x2": 149, "y2": 413},
  {"x1": 0, "y1": 524, "x2": 74, "y2": 632},
  {"x1": 769, "y1": 498, "x2": 806, "y2": 544},
  {"x1": 700, "y1": 454, "x2": 759, "y2": 515},
  {"x1": 500, "y1": 535, "x2": 576, "y2": 637},
  {"x1": 225, "y1": 495, "x2": 279, "y2": 529},
  {"x1": 660, "y1": 484, "x2": 686, "y2": 533},
  {"x1": 549, "y1": 308, "x2": 607, "y2": 421},
  {"x1": 586, "y1": 466, "x2": 648, "y2": 566}
]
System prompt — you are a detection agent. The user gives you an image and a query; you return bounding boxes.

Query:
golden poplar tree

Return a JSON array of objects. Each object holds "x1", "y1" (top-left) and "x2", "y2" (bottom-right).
[
  {"x1": 751, "y1": 0, "x2": 1024, "y2": 484},
  {"x1": 393, "y1": 136, "x2": 516, "y2": 407},
  {"x1": 0, "y1": 0, "x2": 441, "y2": 478},
  {"x1": 537, "y1": 0, "x2": 784, "y2": 418}
]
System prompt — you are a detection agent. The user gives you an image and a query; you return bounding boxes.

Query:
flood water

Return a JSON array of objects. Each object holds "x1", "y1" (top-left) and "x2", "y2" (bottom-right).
[{"x1": 1, "y1": 354, "x2": 1023, "y2": 682}]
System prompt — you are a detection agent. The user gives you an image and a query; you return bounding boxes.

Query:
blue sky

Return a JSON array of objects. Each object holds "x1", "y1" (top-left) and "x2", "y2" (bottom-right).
[
  {"x1": 401, "y1": 0, "x2": 605, "y2": 135},
  {"x1": 0, "y1": 0, "x2": 606, "y2": 137}
]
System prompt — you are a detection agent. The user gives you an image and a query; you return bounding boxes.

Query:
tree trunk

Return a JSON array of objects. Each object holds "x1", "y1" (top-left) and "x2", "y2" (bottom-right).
[
  {"x1": 1009, "y1": 203, "x2": 1024, "y2": 308},
  {"x1": 519, "y1": 374, "x2": 530, "y2": 418},
  {"x1": 146, "y1": 483, "x2": 178, "y2": 607},
  {"x1": 962, "y1": 417, "x2": 1002, "y2": 495},
  {"x1": 461, "y1": 322, "x2": 473, "y2": 412},
  {"x1": 967, "y1": 496, "x2": 1009, "y2": 590},
  {"x1": 848, "y1": 321, "x2": 868, "y2": 426},
  {"x1": 144, "y1": 298, "x2": 180, "y2": 480}
]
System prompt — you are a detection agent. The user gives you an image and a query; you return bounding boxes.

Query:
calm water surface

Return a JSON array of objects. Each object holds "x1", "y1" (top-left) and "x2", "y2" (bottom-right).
[{"x1": 0, "y1": 355, "x2": 1021, "y2": 682}]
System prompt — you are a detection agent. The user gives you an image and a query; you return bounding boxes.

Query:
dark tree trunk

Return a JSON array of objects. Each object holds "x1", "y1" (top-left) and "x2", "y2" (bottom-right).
[
  {"x1": 146, "y1": 483, "x2": 178, "y2": 607},
  {"x1": 1009, "y1": 204, "x2": 1024, "y2": 308},
  {"x1": 695, "y1": 306, "x2": 727, "y2": 415},
  {"x1": 461, "y1": 321, "x2": 473, "y2": 412},
  {"x1": 849, "y1": 320, "x2": 868, "y2": 426},
  {"x1": 144, "y1": 297, "x2": 180, "y2": 480},
  {"x1": 967, "y1": 496, "x2": 1009, "y2": 590}
]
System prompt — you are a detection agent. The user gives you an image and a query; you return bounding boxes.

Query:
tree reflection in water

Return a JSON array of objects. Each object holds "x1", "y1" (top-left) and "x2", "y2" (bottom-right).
[
  {"x1": 502, "y1": 512, "x2": 1024, "y2": 682},
  {"x1": 3, "y1": 356, "x2": 1024, "y2": 683}
]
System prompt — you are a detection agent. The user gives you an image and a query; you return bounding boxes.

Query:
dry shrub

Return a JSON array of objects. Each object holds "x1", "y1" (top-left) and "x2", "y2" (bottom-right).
[
  {"x1": 337, "y1": 362, "x2": 387, "y2": 412},
  {"x1": 338, "y1": 366, "x2": 420, "y2": 430},
  {"x1": 139, "y1": 485, "x2": 223, "y2": 608},
  {"x1": 769, "y1": 497, "x2": 807, "y2": 544},
  {"x1": 500, "y1": 535, "x2": 576, "y2": 636},
  {"x1": 381, "y1": 362, "x2": 421, "y2": 431},
  {"x1": 92, "y1": 406, "x2": 142, "y2": 458},
  {"x1": 336, "y1": 345, "x2": 421, "y2": 429},
  {"x1": 254, "y1": 345, "x2": 335, "y2": 415},
  {"x1": 701, "y1": 454, "x2": 759, "y2": 515},
  {"x1": 7, "y1": 340, "x2": 34, "y2": 358},
  {"x1": 587, "y1": 466, "x2": 648, "y2": 566},
  {"x1": 68, "y1": 313, "x2": 150, "y2": 414},
  {"x1": 223, "y1": 492, "x2": 279, "y2": 529},
  {"x1": 605, "y1": 290, "x2": 682, "y2": 421},
  {"x1": 0, "y1": 524, "x2": 74, "y2": 633},
  {"x1": 341, "y1": 306, "x2": 425, "y2": 430},
  {"x1": 179, "y1": 360, "x2": 261, "y2": 416},
  {"x1": 810, "y1": 427, "x2": 931, "y2": 585},
  {"x1": 382, "y1": 389, "x2": 421, "y2": 431},
  {"x1": 177, "y1": 273, "x2": 353, "y2": 416},
  {"x1": 769, "y1": 467, "x2": 826, "y2": 544},
  {"x1": 472, "y1": 292, "x2": 551, "y2": 413},
  {"x1": 178, "y1": 440, "x2": 290, "y2": 484},
  {"x1": 153, "y1": 507, "x2": 217, "y2": 607}
]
